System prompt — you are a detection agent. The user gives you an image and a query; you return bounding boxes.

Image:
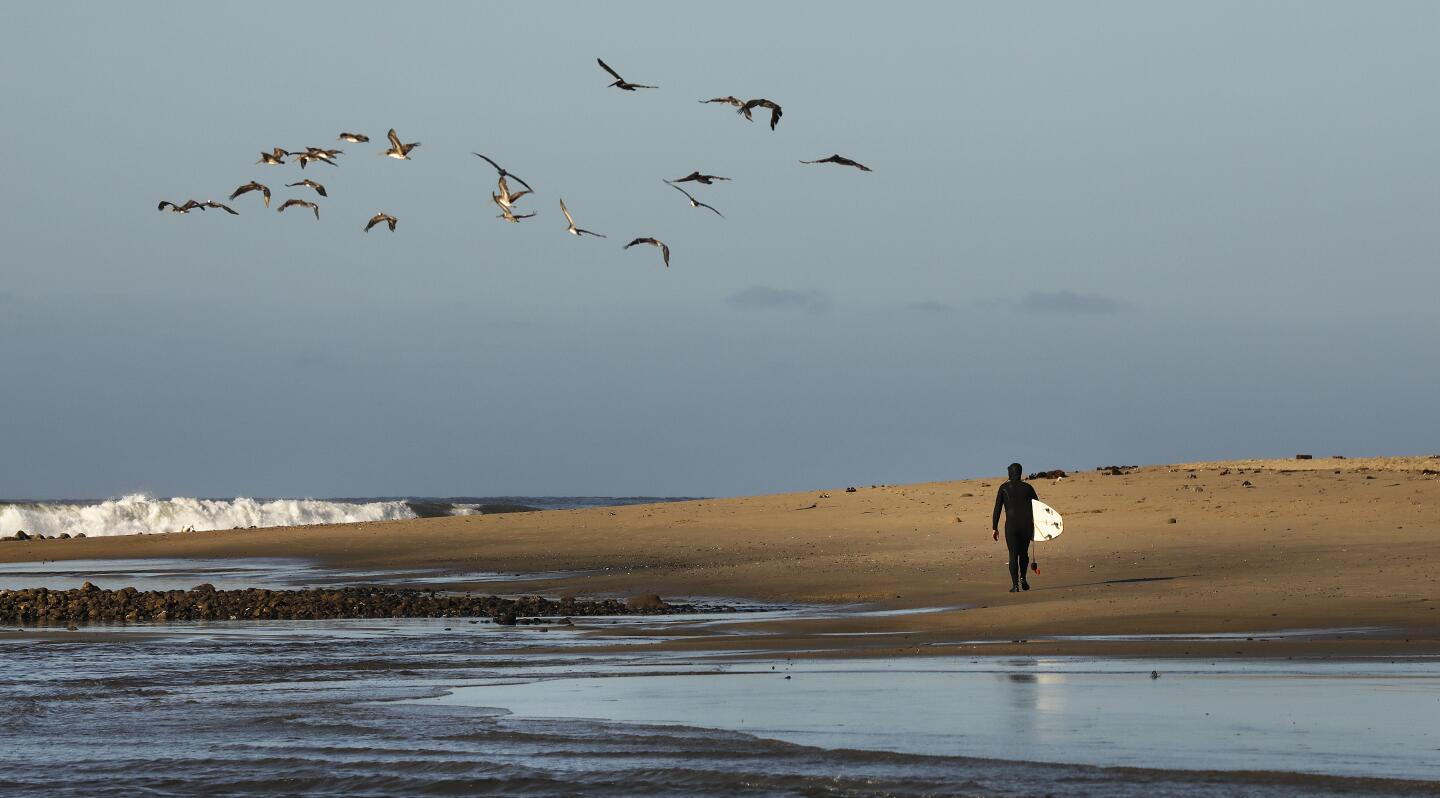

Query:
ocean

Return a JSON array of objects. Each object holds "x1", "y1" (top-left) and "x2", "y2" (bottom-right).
[{"x1": 0, "y1": 495, "x2": 698, "y2": 539}]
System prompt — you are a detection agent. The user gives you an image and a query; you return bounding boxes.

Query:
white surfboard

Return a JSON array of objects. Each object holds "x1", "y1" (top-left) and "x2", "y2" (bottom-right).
[{"x1": 1032, "y1": 500, "x2": 1063, "y2": 541}]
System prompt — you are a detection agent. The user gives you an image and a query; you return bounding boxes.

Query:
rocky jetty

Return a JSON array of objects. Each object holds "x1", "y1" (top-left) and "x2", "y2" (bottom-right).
[{"x1": 0, "y1": 582, "x2": 730, "y2": 627}]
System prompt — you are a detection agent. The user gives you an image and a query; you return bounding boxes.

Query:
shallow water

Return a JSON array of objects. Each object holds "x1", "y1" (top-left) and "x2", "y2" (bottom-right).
[
  {"x1": 0, "y1": 557, "x2": 571, "y2": 592},
  {"x1": 432, "y1": 657, "x2": 1440, "y2": 780},
  {"x1": 2, "y1": 614, "x2": 1437, "y2": 797}
]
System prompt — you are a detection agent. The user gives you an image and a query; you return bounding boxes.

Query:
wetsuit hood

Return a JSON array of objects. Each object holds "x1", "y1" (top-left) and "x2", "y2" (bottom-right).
[{"x1": 1008, "y1": 463, "x2": 1022, "y2": 480}]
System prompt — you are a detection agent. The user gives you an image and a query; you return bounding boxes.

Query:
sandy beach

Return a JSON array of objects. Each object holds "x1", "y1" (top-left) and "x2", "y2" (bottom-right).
[{"x1": 5, "y1": 456, "x2": 1438, "y2": 659}]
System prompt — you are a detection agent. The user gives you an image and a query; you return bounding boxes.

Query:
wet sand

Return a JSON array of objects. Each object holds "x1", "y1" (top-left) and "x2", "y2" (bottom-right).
[{"x1": 4, "y1": 456, "x2": 1438, "y2": 658}]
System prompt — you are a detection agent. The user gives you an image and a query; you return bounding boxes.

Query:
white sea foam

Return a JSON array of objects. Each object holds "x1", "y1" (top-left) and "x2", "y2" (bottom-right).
[{"x1": 0, "y1": 494, "x2": 419, "y2": 539}]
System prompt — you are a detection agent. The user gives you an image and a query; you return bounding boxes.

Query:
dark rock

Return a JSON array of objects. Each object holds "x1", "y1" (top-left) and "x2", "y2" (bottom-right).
[
  {"x1": 192, "y1": 583, "x2": 217, "y2": 594},
  {"x1": 58, "y1": 533, "x2": 71, "y2": 539},
  {"x1": 476, "y1": 503, "x2": 541, "y2": 515},
  {"x1": 1027, "y1": 469, "x2": 1067, "y2": 480},
  {"x1": 10, "y1": 531, "x2": 29, "y2": 541},
  {"x1": 1167, "y1": 518, "x2": 1178, "y2": 524},
  {"x1": 1295, "y1": 454, "x2": 1312, "y2": 460},
  {"x1": 1241, "y1": 480, "x2": 1254, "y2": 487},
  {"x1": 1098, "y1": 465, "x2": 1136, "y2": 476},
  {"x1": 0, "y1": 584, "x2": 735, "y2": 628},
  {"x1": 625, "y1": 594, "x2": 666, "y2": 611},
  {"x1": 845, "y1": 487, "x2": 857, "y2": 493},
  {"x1": 75, "y1": 533, "x2": 86, "y2": 538}
]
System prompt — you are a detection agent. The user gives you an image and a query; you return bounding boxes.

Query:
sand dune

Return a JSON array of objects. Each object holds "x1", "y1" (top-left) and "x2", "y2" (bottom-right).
[{"x1": 4, "y1": 456, "x2": 1437, "y2": 657}]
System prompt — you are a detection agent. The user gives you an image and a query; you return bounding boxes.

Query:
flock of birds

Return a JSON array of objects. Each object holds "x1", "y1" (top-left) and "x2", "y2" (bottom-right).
[{"x1": 157, "y1": 58, "x2": 872, "y2": 268}]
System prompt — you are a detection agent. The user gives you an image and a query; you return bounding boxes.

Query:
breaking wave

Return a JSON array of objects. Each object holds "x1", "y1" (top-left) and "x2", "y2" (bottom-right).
[{"x1": 0, "y1": 495, "x2": 420, "y2": 539}]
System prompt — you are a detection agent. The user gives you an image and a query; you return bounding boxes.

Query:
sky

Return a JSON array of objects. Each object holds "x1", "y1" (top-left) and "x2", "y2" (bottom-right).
[{"x1": 1, "y1": 1, "x2": 1437, "y2": 499}]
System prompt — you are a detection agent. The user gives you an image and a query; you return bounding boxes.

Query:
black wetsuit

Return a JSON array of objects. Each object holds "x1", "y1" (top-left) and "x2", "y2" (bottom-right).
[{"x1": 993, "y1": 478, "x2": 1039, "y2": 585}]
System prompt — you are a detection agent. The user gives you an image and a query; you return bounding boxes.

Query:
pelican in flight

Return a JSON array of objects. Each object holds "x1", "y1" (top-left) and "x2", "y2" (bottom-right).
[
  {"x1": 228, "y1": 181, "x2": 272, "y2": 207},
  {"x1": 364, "y1": 212, "x2": 397, "y2": 232},
  {"x1": 381, "y1": 128, "x2": 420, "y2": 159},
  {"x1": 597, "y1": 58, "x2": 656, "y2": 90},
  {"x1": 559, "y1": 198, "x2": 605, "y2": 237},
  {"x1": 739, "y1": 98, "x2": 783, "y2": 130},
  {"x1": 159, "y1": 199, "x2": 238, "y2": 214},
  {"x1": 665, "y1": 181, "x2": 724, "y2": 218},
  {"x1": 492, "y1": 194, "x2": 536, "y2": 222},
  {"x1": 800, "y1": 154, "x2": 872, "y2": 172},
  {"x1": 285, "y1": 179, "x2": 327, "y2": 197},
  {"x1": 198, "y1": 200, "x2": 239, "y2": 215},
  {"x1": 493, "y1": 175, "x2": 531, "y2": 209},
  {"x1": 472, "y1": 152, "x2": 533, "y2": 192},
  {"x1": 337, "y1": 132, "x2": 369, "y2": 143},
  {"x1": 256, "y1": 147, "x2": 290, "y2": 165},
  {"x1": 700, "y1": 95, "x2": 744, "y2": 109},
  {"x1": 157, "y1": 199, "x2": 203, "y2": 214},
  {"x1": 295, "y1": 147, "x2": 341, "y2": 169},
  {"x1": 624, "y1": 237, "x2": 670, "y2": 268},
  {"x1": 671, "y1": 171, "x2": 730, "y2": 185},
  {"x1": 278, "y1": 198, "x2": 320, "y2": 220}
]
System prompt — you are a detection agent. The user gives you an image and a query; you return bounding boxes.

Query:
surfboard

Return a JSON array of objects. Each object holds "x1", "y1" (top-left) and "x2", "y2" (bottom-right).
[{"x1": 1032, "y1": 499, "x2": 1063, "y2": 541}]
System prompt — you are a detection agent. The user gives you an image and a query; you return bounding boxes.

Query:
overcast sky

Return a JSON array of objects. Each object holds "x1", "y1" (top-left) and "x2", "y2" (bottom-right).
[{"x1": 2, "y1": 1, "x2": 1437, "y2": 499}]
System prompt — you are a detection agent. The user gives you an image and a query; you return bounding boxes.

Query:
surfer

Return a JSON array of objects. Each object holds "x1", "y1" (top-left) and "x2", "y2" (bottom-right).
[{"x1": 992, "y1": 462, "x2": 1039, "y2": 592}]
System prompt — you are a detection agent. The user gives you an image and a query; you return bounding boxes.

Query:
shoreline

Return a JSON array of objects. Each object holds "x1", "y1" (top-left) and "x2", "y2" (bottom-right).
[{"x1": 3, "y1": 456, "x2": 1438, "y2": 659}]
